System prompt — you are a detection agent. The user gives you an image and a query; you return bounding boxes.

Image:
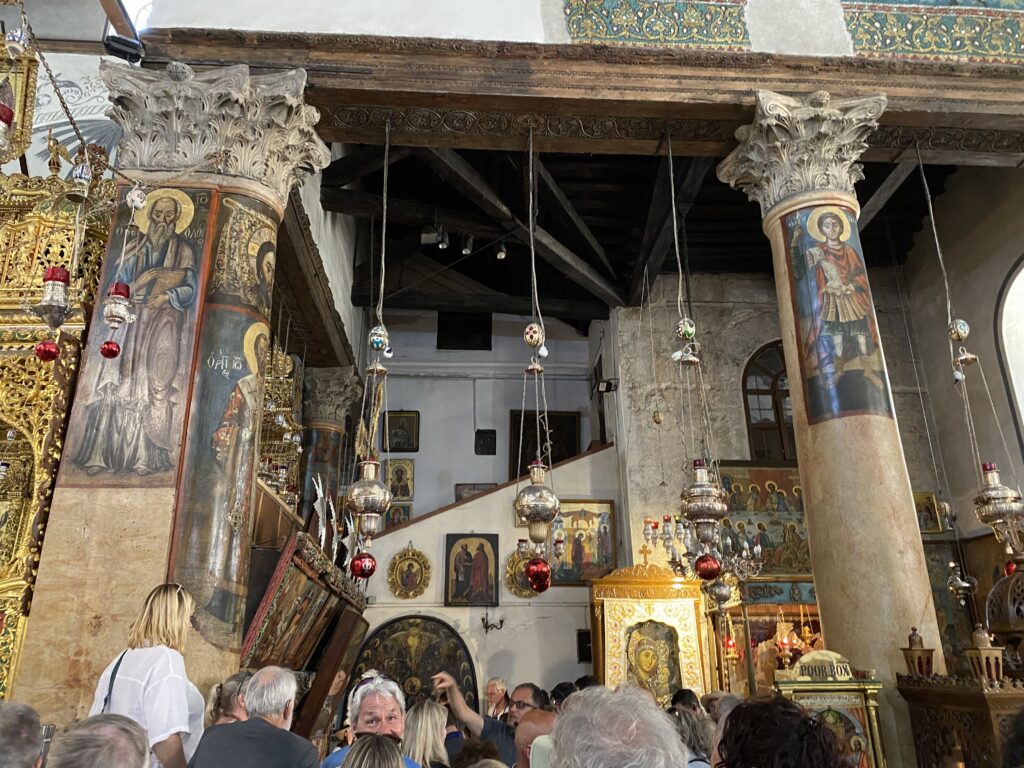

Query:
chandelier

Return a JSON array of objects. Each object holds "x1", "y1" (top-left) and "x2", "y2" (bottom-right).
[
  {"x1": 646, "y1": 131, "x2": 763, "y2": 590},
  {"x1": 511, "y1": 129, "x2": 559, "y2": 594}
]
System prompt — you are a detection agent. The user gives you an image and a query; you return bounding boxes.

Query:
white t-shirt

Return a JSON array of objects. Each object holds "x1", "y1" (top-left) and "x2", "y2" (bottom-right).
[{"x1": 89, "y1": 645, "x2": 205, "y2": 768}]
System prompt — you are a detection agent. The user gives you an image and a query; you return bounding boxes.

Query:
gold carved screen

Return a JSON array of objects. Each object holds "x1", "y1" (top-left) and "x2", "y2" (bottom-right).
[
  {"x1": 0, "y1": 169, "x2": 114, "y2": 697},
  {"x1": 591, "y1": 564, "x2": 711, "y2": 706}
]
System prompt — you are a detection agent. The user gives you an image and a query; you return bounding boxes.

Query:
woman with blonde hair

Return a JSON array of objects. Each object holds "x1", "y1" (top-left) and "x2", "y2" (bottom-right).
[
  {"x1": 342, "y1": 733, "x2": 404, "y2": 768},
  {"x1": 88, "y1": 583, "x2": 204, "y2": 768},
  {"x1": 205, "y1": 670, "x2": 251, "y2": 726},
  {"x1": 403, "y1": 699, "x2": 450, "y2": 768}
]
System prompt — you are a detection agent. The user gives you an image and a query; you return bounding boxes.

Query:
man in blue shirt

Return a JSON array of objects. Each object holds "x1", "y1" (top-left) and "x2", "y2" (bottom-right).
[
  {"x1": 431, "y1": 671, "x2": 548, "y2": 767},
  {"x1": 321, "y1": 671, "x2": 419, "y2": 768}
]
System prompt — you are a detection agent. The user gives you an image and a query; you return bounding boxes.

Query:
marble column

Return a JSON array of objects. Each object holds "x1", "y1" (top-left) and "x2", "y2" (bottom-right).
[
  {"x1": 14, "y1": 61, "x2": 329, "y2": 721},
  {"x1": 299, "y1": 367, "x2": 362, "y2": 544},
  {"x1": 718, "y1": 90, "x2": 944, "y2": 767}
]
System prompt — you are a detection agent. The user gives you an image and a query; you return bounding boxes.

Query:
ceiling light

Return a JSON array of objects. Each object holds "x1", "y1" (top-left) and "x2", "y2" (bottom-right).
[
  {"x1": 496, "y1": 244, "x2": 507, "y2": 260},
  {"x1": 438, "y1": 227, "x2": 449, "y2": 250},
  {"x1": 462, "y1": 235, "x2": 474, "y2": 256}
]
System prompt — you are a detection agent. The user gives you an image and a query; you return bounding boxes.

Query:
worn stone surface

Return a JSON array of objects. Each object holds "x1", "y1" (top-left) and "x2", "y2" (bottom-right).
[{"x1": 746, "y1": 0, "x2": 853, "y2": 57}]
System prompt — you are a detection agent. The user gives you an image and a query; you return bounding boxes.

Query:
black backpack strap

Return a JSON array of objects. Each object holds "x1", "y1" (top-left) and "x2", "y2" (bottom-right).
[{"x1": 102, "y1": 650, "x2": 129, "y2": 713}]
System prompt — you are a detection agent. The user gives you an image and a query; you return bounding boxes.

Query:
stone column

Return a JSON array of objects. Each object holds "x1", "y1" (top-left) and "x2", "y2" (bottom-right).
[
  {"x1": 718, "y1": 90, "x2": 944, "y2": 767},
  {"x1": 14, "y1": 62, "x2": 329, "y2": 721},
  {"x1": 299, "y1": 367, "x2": 361, "y2": 541}
]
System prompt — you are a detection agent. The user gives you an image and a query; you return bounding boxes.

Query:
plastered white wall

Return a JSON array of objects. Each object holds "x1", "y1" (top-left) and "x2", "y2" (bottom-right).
[
  {"x1": 906, "y1": 166, "x2": 1024, "y2": 538},
  {"x1": 380, "y1": 310, "x2": 592, "y2": 515},
  {"x1": 361, "y1": 445, "x2": 620, "y2": 696}
]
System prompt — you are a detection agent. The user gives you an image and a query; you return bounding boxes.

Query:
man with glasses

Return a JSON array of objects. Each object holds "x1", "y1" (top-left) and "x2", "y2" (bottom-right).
[
  {"x1": 431, "y1": 671, "x2": 548, "y2": 767},
  {"x1": 321, "y1": 671, "x2": 419, "y2": 768}
]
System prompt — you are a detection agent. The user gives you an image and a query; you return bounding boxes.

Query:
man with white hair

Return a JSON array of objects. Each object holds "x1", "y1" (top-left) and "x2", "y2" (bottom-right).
[
  {"x1": 47, "y1": 714, "x2": 149, "y2": 768},
  {"x1": 188, "y1": 666, "x2": 317, "y2": 768},
  {"x1": 0, "y1": 701, "x2": 43, "y2": 768},
  {"x1": 551, "y1": 685, "x2": 689, "y2": 768},
  {"x1": 320, "y1": 670, "x2": 419, "y2": 768}
]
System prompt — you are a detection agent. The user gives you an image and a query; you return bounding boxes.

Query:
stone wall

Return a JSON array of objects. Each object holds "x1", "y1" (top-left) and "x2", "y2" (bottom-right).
[{"x1": 612, "y1": 270, "x2": 942, "y2": 566}]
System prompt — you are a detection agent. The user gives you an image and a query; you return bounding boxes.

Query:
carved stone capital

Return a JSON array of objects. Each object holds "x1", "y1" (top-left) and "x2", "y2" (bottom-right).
[
  {"x1": 717, "y1": 90, "x2": 887, "y2": 216},
  {"x1": 303, "y1": 367, "x2": 362, "y2": 428},
  {"x1": 99, "y1": 61, "x2": 330, "y2": 210}
]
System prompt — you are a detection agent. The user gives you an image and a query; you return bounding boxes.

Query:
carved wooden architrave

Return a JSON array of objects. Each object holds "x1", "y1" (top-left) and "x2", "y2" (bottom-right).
[
  {"x1": 139, "y1": 30, "x2": 1024, "y2": 167},
  {"x1": 590, "y1": 563, "x2": 709, "y2": 693},
  {"x1": 0, "y1": 169, "x2": 114, "y2": 698}
]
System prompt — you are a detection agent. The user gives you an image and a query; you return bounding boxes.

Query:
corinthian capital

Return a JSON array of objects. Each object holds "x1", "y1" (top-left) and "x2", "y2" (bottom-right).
[
  {"x1": 303, "y1": 367, "x2": 363, "y2": 428},
  {"x1": 100, "y1": 61, "x2": 330, "y2": 210},
  {"x1": 717, "y1": 90, "x2": 887, "y2": 216}
]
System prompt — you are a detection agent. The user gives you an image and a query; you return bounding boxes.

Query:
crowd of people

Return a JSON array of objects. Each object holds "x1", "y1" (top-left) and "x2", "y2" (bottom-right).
[{"x1": 6, "y1": 582, "x2": 1024, "y2": 767}]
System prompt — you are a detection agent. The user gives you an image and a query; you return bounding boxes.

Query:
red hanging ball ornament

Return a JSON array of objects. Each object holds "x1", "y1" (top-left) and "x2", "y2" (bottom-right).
[
  {"x1": 525, "y1": 555, "x2": 551, "y2": 583},
  {"x1": 350, "y1": 551, "x2": 377, "y2": 579},
  {"x1": 529, "y1": 571, "x2": 551, "y2": 593},
  {"x1": 1006, "y1": 561, "x2": 1017, "y2": 577},
  {"x1": 695, "y1": 553, "x2": 721, "y2": 581},
  {"x1": 34, "y1": 339, "x2": 60, "y2": 362},
  {"x1": 100, "y1": 340, "x2": 121, "y2": 359}
]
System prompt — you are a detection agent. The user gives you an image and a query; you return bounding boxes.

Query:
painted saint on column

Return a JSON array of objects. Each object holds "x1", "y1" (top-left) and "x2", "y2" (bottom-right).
[
  {"x1": 783, "y1": 205, "x2": 893, "y2": 423},
  {"x1": 72, "y1": 189, "x2": 201, "y2": 476},
  {"x1": 205, "y1": 321, "x2": 270, "y2": 623}
]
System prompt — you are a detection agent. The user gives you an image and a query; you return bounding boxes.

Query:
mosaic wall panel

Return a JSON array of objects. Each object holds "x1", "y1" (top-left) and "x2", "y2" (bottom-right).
[
  {"x1": 844, "y1": 1, "x2": 1024, "y2": 62},
  {"x1": 563, "y1": 0, "x2": 750, "y2": 49}
]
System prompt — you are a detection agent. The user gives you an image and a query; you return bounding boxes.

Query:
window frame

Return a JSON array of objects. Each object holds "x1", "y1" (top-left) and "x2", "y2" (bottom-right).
[{"x1": 742, "y1": 340, "x2": 798, "y2": 464}]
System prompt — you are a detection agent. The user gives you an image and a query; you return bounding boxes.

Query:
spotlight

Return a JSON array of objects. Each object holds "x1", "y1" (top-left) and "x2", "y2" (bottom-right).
[
  {"x1": 438, "y1": 227, "x2": 449, "y2": 250},
  {"x1": 496, "y1": 244, "x2": 507, "y2": 260},
  {"x1": 597, "y1": 379, "x2": 619, "y2": 394},
  {"x1": 462, "y1": 235, "x2": 474, "y2": 256},
  {"x1": 420, "y1": 224, "x2": 439, "y2": 245}
]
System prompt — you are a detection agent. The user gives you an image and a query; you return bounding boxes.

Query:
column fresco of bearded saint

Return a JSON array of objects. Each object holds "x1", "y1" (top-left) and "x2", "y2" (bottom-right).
[{"x1": 74, "y1": 192, "x2": 197, "y2": 475}]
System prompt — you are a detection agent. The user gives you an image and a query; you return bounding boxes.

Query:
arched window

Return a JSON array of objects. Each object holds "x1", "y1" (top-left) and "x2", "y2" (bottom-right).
[
  {"x1": 743, "y1": 341, "x2": 797, "y2": 463},
  {"x1": 998, "y1": 257, "x2": 1024, "y2": 454}
]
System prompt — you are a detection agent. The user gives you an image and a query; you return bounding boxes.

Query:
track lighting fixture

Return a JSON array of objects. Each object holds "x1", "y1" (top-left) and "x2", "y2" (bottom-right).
[
  {"x1": 496, "y1": 243, "x2": 507, "y2": 260},
  {"x1": 462, "y1": 235, "x2": 474, "y2": 255}
]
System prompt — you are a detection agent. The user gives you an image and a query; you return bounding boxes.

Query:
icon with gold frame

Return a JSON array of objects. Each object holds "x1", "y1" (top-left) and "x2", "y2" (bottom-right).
[
  {"x1": 505, "y1": 549, "x2": 537, "y2": 599},
  {"x1": 0, "y1": 49, "x2": 38, "y2": 165},
  {"x1": 387, "y1": 543, "x2": 431, "y2": 599}
]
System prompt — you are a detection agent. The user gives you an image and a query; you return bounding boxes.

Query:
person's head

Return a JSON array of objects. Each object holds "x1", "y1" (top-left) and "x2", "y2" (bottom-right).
[
  {"x1": 451, "y1": 737, "x2": 500, "y2": 768},
  {"x1": 244, "y1": 666, "x2": 298, "y2": 730},
  {"x1": 206, "y1": 670, "x2": 252, "y2": 726},
  {"x1": 403, "y1": 699, "x2": 449, "y2": 767},
  {"x1": 671, "y1": 688, "x2": 702, "y2": 715},
  {"x1": 48, "y1": 714, "x2": 148, "y2": 768},
  {"x1": 0, "y1": 701, "x2": 42, "y2": 768},
  {"x1": 819, "y1": 212, "x2": 845, "y2": 242},
  {"x1": 348, "y1": 670, "x2": 406, "y2": 739},
  {"x1": 515, "y1": 709, "x2": 556, "y2": 768},
  {"x1": 549, "y1": 682, "x2": 577, "y2": 710},
  {"x1": 128, "y1": 583, "x2": 194, "y2": 652},
  {"x1": 508, "y1": 683, "x2": 549, "y2": 728},
  {"x1": 631, "y1": 637, "x2": 659, "y2": 676},
  {"x1": 344, "y1": 733, "x2": 404, "y2": 768},
  {"x1": 713, "y1": 696, "x2": 842, "y2": 768},
  {"x1": 574, "y1": 675, "x2": 598, "y2": 690},
  {"x1": 147, "y1": 195, "x2": 181, "y2": 248},
  {"x1": 485, "y1": 677, "x2": 508, "y2": 707},
  {"x1": 467, "y1": 761, "x2": 507, "y2": 768},
  {"x1": 553, "y1": 686, "x2": 687, "y2": 768},
  {"x1": 675, "y1": 707, "x2": 712, "y2": 761}
]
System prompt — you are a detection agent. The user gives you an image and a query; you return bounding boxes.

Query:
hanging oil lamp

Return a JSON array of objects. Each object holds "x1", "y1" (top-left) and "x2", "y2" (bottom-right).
[
  {"x1": 514, "y1": 459, "x2": 560, "y2": 546},
  {"x1": 345, "y1": 458, "x2": 392, "y2": 543},
  {"x1": 32, "y1": 266, "x2": 71, "y2": 330}
]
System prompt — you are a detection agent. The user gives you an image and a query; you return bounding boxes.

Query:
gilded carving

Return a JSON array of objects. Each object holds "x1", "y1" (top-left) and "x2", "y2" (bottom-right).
[
  {"x1": 0, "y1": 51, "x2": 39, "y2": 165},
  {"x1": 717, "y1": 90, "x2": 888, "y2": 216},
  {"x1": 100, "y1": 61, "x2": 331, "y2": 210}
]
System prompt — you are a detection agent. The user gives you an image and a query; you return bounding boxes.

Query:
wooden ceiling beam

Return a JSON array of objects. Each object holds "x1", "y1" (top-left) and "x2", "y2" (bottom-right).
[
  {"x1": 536, "y1": 156, "x2": 616, "y2": 279},
  {"x1": 858, "y1": 160, "x2": 917, "y2": 230},
  {"x1": 628, "y1": 156, "x2": 714, "y2": 305},
  {"x1": 321, "y1": 145, "x2": 412, "y2": 187},
  {"x1": 320, "y1": 186, "x2": 507, "y2": 238},
  {"x1": 416, "y1": 147, "x2": 625, "y2": 307}
]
